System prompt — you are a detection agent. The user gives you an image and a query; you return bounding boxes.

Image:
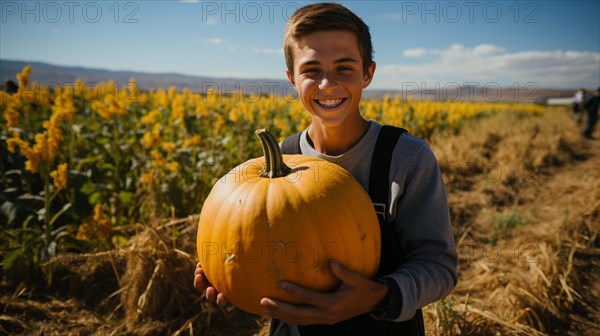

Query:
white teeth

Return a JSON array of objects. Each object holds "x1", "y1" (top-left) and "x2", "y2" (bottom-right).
[{"x1": 318, "y1": 99, "x2": 343, "y2": 107}]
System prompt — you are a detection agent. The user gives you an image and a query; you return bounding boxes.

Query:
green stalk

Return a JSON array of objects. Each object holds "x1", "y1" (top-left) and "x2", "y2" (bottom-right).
[
  {"x1": 112, "y1": 122, "x2": 121, "y2": 226},
  {"x1": 255, "y1": 129, "x2": 291, "y2": 178},
  {"x1": 42, "y1": 166, "x2": 51, "y2": 258}
]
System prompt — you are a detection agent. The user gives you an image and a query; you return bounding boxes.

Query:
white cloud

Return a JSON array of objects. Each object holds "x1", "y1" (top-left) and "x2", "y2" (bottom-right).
[
  {"x1": 473, "y1": 44, "x2": 506, "y2": 56},
  {"x1": 252, "y1": 48, "x2": 284, "y2": 55},
  {"x1": 402, "y1": 48, "x2": 427, "y2": 58},
  {"x1": 202, "y1": 18, "x2": 219, "y2": 25},
  {"x1": 203, "y1": 38, "x2": 223, "y2": 45},
  {"x1": 372, "y1": 43, "x2": 600, "y2": 89},
  {"x1": 179, "y1": 0, "x2": 200, "y2": 3},
  {"x1": 202, "y1": 38, "x2": 236, "y2": 51}
]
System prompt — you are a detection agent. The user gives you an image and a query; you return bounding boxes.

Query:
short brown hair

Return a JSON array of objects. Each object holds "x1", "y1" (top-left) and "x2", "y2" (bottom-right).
[{"x1": 284, "y1": 2, "x2": 373, "y2": 76}]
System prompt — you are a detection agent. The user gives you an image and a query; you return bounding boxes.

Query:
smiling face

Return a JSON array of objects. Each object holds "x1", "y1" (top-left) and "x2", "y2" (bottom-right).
[{"x1": 286, "y1": 30, "x2": 376, "y2": 130}]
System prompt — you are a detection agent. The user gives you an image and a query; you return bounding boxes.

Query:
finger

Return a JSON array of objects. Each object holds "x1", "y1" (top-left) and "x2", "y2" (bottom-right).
[
  {"x1": 194, "y1": 274, "x2": 210, "y2": 291},
  {"x1": 216, "y1": 293, "x2": 229, "y2": 307},
  {"x1": 330, "y1": 261, "x2": 365, "y2": 286},
  {"x1": 260, "y1": 298, "x2": 275, "y2": 317},
  {"x1": 194, "y1": 268, "x2": 210, "y2": 290},
  {"x1": 278, "y1": 282, "x2": 329, "y2": 307},
  {"x1": 193, "y1": 274, "x2": 203, "y2": 290},
  {"x1": 205, "y1": 287, "x2": 218, "y2": 302},
  {"x1": 260, "y1": 297, "x2": 279, "y2": 317},
  {"x1": 260, "y1": 297, "x2": 324, "y2": 325}
]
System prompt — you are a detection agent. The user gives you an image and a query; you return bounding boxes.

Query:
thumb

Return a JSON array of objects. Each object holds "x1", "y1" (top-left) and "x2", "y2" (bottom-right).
[{"x1": 330, "y1": 261, "x2": 365, "y2": 286}]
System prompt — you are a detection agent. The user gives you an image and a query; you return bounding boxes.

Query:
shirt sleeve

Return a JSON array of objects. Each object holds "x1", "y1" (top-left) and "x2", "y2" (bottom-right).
[{"x1": 382, "y1": 140, "x2": 459, "y2": 322}]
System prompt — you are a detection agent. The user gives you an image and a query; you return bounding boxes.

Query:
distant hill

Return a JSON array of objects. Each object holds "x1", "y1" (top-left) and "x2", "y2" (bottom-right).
[
  {"x1": 363, "y1": 87, "x2": 578, "y2": 104},
  {"x1": 0, "y1": 59, "x2": 292, "y2": 97},
  {"x1": 1, "y1": 59, "x2": 579, "y2": 103}
]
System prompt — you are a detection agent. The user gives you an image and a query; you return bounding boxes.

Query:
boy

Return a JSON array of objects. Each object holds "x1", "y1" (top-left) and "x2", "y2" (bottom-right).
[{"x1": 195, "y1": 3, "x2": 458, "y2": 335}]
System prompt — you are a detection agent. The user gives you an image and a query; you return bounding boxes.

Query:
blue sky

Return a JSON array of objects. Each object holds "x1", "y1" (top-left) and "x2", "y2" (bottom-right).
[{"x1": 1, "y1": 0, "x2": 599, "y2": 90}]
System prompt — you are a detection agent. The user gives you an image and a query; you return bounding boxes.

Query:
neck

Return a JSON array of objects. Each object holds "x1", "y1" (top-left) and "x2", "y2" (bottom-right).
[{"x1": 308, "y1": 117, "x2": 370, "y2": 155}]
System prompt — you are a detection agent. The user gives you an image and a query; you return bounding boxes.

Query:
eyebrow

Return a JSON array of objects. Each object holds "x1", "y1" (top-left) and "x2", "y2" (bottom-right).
[{"x1": 299, "y1": 57, "x2": 359, "y2": 67}]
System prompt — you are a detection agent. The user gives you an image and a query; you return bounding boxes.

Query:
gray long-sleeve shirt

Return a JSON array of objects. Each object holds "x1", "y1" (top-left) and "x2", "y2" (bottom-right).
[{"x1": 297, "y1": 120, "x2": 458, "y2": 322}]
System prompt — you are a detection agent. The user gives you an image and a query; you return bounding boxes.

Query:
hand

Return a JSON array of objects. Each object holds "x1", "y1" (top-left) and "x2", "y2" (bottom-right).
[
  {"x1": 259, "y1": 262, "x2": 389, "y2": 325},
  {"x1": 194, "y1": 262, "x2": 228, "y2": 306}
]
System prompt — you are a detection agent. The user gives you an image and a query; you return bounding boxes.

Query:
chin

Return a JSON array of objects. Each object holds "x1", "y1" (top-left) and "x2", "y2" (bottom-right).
[{"x1": 311, "y1": 115, "x2": 349, "y2": 128}]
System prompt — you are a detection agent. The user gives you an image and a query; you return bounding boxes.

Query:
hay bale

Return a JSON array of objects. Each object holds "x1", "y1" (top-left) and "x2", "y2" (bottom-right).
[
  {"x1": 44, "y1": 250, "x2": 125, "y2": 314},
  {"x1": 120, "y1": 228, "x2": 197, "y2": 330},
  {"x1": 36, "y1": 217, "x2": 268, "y2": 335}
]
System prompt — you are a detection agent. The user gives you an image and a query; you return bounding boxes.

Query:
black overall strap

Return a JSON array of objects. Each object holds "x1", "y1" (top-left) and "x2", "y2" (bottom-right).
[
  {"x1": 280, "y1": 131, "x2": 302, "y2": 155},
  {"x1": 369, "y1": 125, "x2": 407, "y2": 276},
  {"x1": 368, "y1": 125, "x2": 424, "y2": 336}
]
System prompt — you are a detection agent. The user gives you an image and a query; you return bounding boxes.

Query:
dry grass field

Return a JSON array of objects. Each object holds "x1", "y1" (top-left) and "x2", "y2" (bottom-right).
[
  {"x1": 1, "y1": 108, "x2": 598, "y2": 335},
  {"x1": 426, "y1": 108, "x2": 600, "y2": 335}
]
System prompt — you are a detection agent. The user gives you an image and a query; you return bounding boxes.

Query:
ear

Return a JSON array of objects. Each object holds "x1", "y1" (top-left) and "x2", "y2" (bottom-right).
[
  {"x1": 286, "y1": 69, "x2": 295, "y2": 86},
  {"x1": 362, "y1": 61, "x2": 376, "y2": 89}
]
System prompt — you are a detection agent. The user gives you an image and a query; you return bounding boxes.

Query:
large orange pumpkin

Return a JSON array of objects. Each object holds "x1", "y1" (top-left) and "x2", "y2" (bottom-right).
[{"x1": 197, "y1": 129, "x2": 380, "y2": 316}]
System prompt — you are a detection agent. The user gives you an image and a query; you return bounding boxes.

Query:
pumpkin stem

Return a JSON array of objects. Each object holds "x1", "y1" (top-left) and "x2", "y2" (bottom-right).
[{"x1": 255, "y1": 129, "x2": 292, "y2": 178}]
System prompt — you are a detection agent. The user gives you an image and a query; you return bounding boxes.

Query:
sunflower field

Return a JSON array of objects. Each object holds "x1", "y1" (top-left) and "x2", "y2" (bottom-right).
[{"x1": 0, "y1": 66, "x2": 545, "y2": 287}]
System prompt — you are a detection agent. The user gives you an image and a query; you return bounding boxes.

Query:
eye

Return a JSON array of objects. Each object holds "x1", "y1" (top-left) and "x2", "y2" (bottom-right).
[
  {"x1": 301, "y1": 68, "x2": 319, "y2": 77},
  {"x1": 338, "y1": 66, "x2": 353, "y2": 72}
]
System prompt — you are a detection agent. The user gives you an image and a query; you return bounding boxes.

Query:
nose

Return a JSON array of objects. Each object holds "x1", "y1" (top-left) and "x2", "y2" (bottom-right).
[{"x1": 318, "y1": 73, "x2": 338, "y2": 95}]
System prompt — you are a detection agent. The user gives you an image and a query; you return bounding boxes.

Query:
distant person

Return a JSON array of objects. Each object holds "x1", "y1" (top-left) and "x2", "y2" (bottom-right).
[
  {"x1": 582, "y1": 87, "x2": 600, "y2": 139},
  {"x1": 2, "y1": 79, "x2": 18, "y2": 94},
  {"x1": 572, "y1": 88, "x2": 586, "y2": 123}
]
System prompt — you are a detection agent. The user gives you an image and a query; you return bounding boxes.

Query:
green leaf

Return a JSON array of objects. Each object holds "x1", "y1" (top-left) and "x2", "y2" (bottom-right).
[
  {"x1": 18, "y1": 193, "x2": 45, "y2": 203},
  {"x1": 118, "y1": 191, "x2": 134, "y2": 205},
  {"x1": 77, "y1": 157, "x2": 99, "y2": 166},
  {"x1": 1, "y1": 201, "x2": 18, "y2": 226},
  {"x1": 80, "y1": 182, "x2": 96, "y2": 195},
  {"x1": 22, "y1": 214, "x2": 34, "y2": 228},
  {"x1": 47, "y1": 241, "x2": 57, "y2": 258},
  {"x1": 3, "y1": 249, "x2": 23, "y2": 272},
  {"x1": 51, "y1": 223, "x2": 72, "y2": 236},
  {"x1": 5, "y1": 169, "x2": 23, "y2": 178},
  {"x1": 37, "y1": 208, "x2": 45, "y2": 222},
  {"x1": 101, "y1": 163, "x2": 115, "y2": 171},
  {"x1": 111, "y1": 235, "x2": 129, "y2": 247},
  {"x1": 49, "y1": 203, "x2": 72, "y2": 226},
  {"x1": 96, "y1": 137, "x2": 110, "y2": 145},
  {"x1": 88, "y1": 192, "x2": 101, "y2": 204}
]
